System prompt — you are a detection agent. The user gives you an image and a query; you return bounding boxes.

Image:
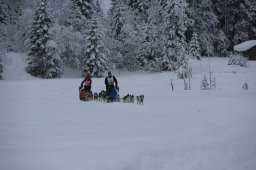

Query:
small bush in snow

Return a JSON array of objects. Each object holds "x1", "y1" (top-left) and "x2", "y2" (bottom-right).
[
  {"x1": 200, "y1": 75, "x2": 209, "y2": 90},
  {"x1": 211, "y1": 77, "x2": 216, "y2": 90},
  {"x1": 228, "y1": 53, "x2": 248, "y2": 67},
  {"x1": 189, "y1": 32, "x2": 201, "y2": 60}
]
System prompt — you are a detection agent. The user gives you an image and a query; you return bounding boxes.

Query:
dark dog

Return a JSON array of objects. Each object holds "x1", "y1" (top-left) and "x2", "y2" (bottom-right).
[
  {"x1": 93, "y1": 92, "x2": 99, "y2": 101},
  {"x1": 130, "y1": 95, "x2": 134, "y2": 103},
  {"x1": 122, "y1": 94, "x2": 130, "y2": 103},
  {"x1": 136, "y1": 95, "x2": 144, "y2": 105},
  {"x1": 99, "y1": 90, "x2": 107, "y2": 102},
  {"x1": 122, "y1": 94, "x2": 134, "y2": 103}
]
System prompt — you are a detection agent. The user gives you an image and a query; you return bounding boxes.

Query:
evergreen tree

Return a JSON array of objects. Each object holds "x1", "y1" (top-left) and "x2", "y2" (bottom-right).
[
  {"x1": 109, "y1": 0, "x2": 125, "y2": 40},
  {"x1": 56, "y1": 0, "x2": 89, "y2": 71},
  {"x1": 213, "y1": 0, "x2": 256, "y2": 48},
  {"x1": 177, "y1": 54, "x2": 190, "y2": 79},
  {"x1": 0, "y1": 0, "x2": 23, "y2": 51},
  {"x1": 200, "y1": 74, "x2": 209, "y2": 90},
  {"x1": 76, "y1": 0, "x2": 94, "y2": 19},
  {"x1": 95, "y1": 0, "x2": 104, "y2": 19},
  {"x1": 115, "y1": 51, "x2": 124, "y2": 70},
  {"x1": 133, "y1": 0, "x2": 165, "y2": 72},
  {"x1": 82, "y1": 18, "x2": 108, "y2": 77},
  {"x1": 161, "y1": 0, "x2": 192, "y2": 71},
  {"x1": 129, "y1": 0, "x2": 150, "y2": 22},
  {"x1": 0, "y1": 0, "x2": 22, "y2": 25},
  {"x1": 27, "y1": 0, "x2": 62, "y2": 78},
  {"x1": 189, "y1": 32, "x2": 201, "y2": 60},
  {"x1": 45, "y1": 40, "x2": 62, "y2": 78},
  {"x1": 66, "y1": 0, "x2": 94, "y2": 32},
  {"x1": 232, "y1": 0, "x2": 256, "y2": 45},
  {"x1": 109, "y1": 0, "x2": 118, "y2": 15},
  {"x1": 189, "y1": 0, "x2": 227, "y2": 55},
  {"x1": 107, "y1": 0, "x2": 139, "y2": 71},
  {"x1": 62, "y1": 41, "x2": 81, "y2": 69},
  {"x1": 0, "y1": 1, "x2": 7, "y2": 24},
  {"x1": 64, "y1": 0, "x2": 88, "y2": 32},
  {"x1": 0, "y1": 53, "x2": 3, "y2": 80},
  {"x1": 136, "y1": 21, "x2": 162, "y2": 72}
]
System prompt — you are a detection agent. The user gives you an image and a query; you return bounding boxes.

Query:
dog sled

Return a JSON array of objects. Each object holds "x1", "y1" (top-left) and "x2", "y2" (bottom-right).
[
  {"x1": 79, "y1": 86, "x2": 93, "y2": 101},
  {"x1": 96, "y1": 87, "x2": 120, "y2": 103},
  {"x1": 79, "y1": 86, "x2": 144, "y2": 105}
]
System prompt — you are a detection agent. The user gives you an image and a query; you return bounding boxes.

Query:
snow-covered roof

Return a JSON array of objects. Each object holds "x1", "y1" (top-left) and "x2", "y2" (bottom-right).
[{"x1": 234, "y1": 40, "x2": 256, "y2": 52}]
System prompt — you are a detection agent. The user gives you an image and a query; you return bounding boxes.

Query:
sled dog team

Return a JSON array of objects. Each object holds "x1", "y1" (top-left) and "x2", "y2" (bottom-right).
[{"x1": 80, "y1": 71, "x2": 144, "y2": 105}]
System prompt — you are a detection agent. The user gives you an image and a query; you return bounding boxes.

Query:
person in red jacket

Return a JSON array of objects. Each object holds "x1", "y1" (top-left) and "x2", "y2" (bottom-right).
[{"x1": 81, "y1": 73, "x2": 92, "y2": 92}]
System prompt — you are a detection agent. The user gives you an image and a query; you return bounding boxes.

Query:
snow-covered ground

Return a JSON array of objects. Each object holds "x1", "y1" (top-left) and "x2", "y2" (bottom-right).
[
  {"x1": 1, "y1": 53, "x2": 256, "y2": 170},
  {"x1": 1, "y1": 53, "x2": 36, "y2": 80}
]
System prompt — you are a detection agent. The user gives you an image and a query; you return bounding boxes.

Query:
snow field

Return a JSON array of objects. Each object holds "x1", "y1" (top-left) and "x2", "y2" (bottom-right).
[
  {"x1": 2, "y1": 53, "x2": 36, "y2": 80},
  {"x1": 0, "y1": 54, "x2": 256, "y2": 170}
]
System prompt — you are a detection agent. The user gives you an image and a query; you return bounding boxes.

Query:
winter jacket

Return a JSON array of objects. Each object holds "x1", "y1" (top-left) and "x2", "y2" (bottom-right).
[{"x1": 81, "y1": 76, "x2": 92, "y2": 87}]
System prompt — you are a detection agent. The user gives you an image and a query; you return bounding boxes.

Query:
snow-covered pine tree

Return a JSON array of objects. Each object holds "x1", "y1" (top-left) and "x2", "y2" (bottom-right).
[
  {"x1": 0, "y1": 53, "x2": 3, "y2": 80},
  {"x1": 76, "y1": 0, "x2": 94, "y2": 20},
  {"x1": 0, "y1": 0, "x2": 23, "y2": 51},
  {"x1": 190, "y1": 0, "x2": 227, "y2": 55},
  {"x1": 27, "y1": 0, "x2": 62, "y2": 78},
  {"x1": 161, "y1": 0, "x2": 192, "y2": 71},
  {"x1": 189, "y1": 31, "x2": 201, "y2": 60},
  {"x1": 232, "y1": 0, "x2": 256, "y2": 45},
  {"x1": 132, "y1": 0, "x2": 165, "y2": 72},
  {"x1": 112, "y1": 51, "x2": 124, "y2": 70},
  {"x1": 200, "y1": 74, "x2": 209, "y2": 90},
  {"x1": 66, "y1": 0, "x2": 87, "y2": 32},
  {"x1": 106, "y1": 0, "x2": 138, "y2": 71},
  {"x1": 65, "y1": 0, "x2": 95, "y2": 32},
  {"x1": 95, "y1": 0, "x2": 104, "y2": 19},
  {"x1": 129, "y1": 0, "x2": 150, "y2": 22},
  {"x1": 82, "y1": 18, "x2": 108, "y2": 77},
  {"x1": 61, "y1": 40, "x2": 81, "y2": 69},
  {"x1": 0, "y1": 1, "x2": 7, "y2": 25},
  {"x1": 55, "y1": 0, "x2": 88, "y2": 71},
  {"x1": 45, "y1": 40, "x2": 62, "y2": 78},
  {"x1": 109, "y1": 0, "x2": 117, "y2": 15},
  {"x1": 136, "y1": 21, "x2": 162, "y2": 72},
  {"x1": 177, "y1": 53, "x2": 190, "y2": 79},
  {"x1": 109, "y1": 0, "x2": 126, "y2": 40},
  {"x1": 0, "y1": 2, "x2": 7, "y2": 50},
  {"x1": 0, "y1": 0, "x2": 22, "y2": 25},
  {"x1": 213, "y1": 0, "x2": 256, "y2": 49}
]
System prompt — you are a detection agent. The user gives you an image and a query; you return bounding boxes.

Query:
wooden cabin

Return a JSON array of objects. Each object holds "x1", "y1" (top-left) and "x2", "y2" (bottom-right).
[{"x1": 234, "y1": 40, "x2": 256, "y2": 60}]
